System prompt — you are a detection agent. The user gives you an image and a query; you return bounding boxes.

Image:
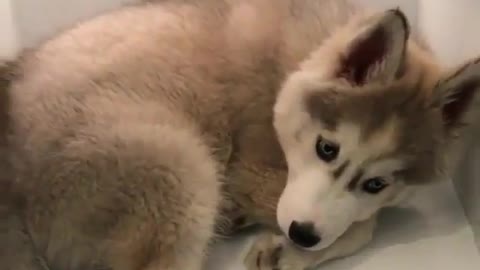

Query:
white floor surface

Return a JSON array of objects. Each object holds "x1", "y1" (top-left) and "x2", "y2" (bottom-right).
[{"x1": 206, "y1": 180, "x2": 480, "y2": 270}]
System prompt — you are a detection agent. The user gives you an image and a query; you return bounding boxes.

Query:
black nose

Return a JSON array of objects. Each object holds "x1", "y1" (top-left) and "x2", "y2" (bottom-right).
[{"x1": 288, "y1": 221, "x2": 321, "y2": 248}]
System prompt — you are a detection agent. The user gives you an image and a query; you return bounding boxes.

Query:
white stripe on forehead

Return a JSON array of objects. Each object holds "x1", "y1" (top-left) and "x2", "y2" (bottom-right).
[
  {"x1": 364, "y1": 158, "x2": 405, "y2": 177},
  {"x1": 363, "y1": 117, "x2": 399, "y2": 158}
]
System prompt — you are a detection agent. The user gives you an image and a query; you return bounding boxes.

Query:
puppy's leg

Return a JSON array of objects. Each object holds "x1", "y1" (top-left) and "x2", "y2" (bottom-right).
[
  {"x1": 15, "y1": 121, "x2": 221, "y2": 270},
  {"x1": 245, "y1": 215, "x2": 377, "y2": 270},
  {"x1": 101, "y1": 124, "x2": 221, "y2": 270}
]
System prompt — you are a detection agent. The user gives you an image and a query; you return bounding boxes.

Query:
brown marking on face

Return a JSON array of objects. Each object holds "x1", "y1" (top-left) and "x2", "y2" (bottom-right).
[
  {"x1": 333, "y1": 160, "x2": 350, "y2": 179},
  {"x1": 305, "y1": 79, "x2": 446, "y2": 186},
  {"x1": 305, "y1": 83, "x2": 416, "y2": 137},
  {"x1": 347, "y1": 169, "x2": 364, "y2": 191}
]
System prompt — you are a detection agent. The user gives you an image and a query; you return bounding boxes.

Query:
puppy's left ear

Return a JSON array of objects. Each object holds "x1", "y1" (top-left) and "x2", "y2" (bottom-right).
[
  {"x1": 434, "y1": 58, "x2": 480, "y2": 131},
  {"x1": 337, "y1": 9, "x2": 410, "y2": 85}
]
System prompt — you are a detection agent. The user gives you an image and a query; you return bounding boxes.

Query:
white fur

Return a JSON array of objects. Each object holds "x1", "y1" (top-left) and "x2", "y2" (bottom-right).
[
  {"x1": 271, "y1": 7, "x2": 415, "y2": 251},
  {"x1": 275, "y1": 115, "x2": 409, "y2": 250}
]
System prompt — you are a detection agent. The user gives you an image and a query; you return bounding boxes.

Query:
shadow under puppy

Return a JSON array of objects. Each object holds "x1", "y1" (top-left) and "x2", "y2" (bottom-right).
[{"x1": 2, "y1": 1, "x2": 480, "y2": 270}]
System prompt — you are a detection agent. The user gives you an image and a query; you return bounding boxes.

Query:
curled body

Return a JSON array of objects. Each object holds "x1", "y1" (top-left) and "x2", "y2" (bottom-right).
[{"x1": 1, "y1": 1, "x2": 480, "y2": 270}]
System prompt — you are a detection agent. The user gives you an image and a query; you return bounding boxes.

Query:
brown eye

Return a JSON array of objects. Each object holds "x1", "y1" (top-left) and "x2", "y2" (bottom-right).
[
  {"x1": 362, "y1": 178, "x2": 388, "y2": 194},
  {"x1": 315, "y1": 137, "x2": 339, "y2": 162}
]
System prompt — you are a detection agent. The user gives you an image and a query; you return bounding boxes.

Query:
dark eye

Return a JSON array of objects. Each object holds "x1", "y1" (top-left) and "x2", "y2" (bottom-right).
[
  {"x1": 315, "y1": 137, "x2": 339, "y2": 162},
  {"x1": 362, "y1": 178, "x2": 389, "y2": 194}
]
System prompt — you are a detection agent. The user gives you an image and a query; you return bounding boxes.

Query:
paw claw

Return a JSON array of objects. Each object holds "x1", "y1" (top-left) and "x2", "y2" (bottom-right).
[
  {"x1": 244, "y1": 233, "x2": 286, "y2": 270},
  {"x1": 256, "y1": 251, "x2": 263, "y2": 268},
  {"x1": 270, "y1": 246, "x2": 283, "y2": 266}
]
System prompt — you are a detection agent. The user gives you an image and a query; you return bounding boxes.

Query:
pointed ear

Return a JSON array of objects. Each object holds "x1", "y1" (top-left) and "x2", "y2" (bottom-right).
[
  {"x1": 434, "y1": 58, "x2": 480, "y2": 130},
  {"x1": 338, "y1": 9, "x2": 410, "y2": 85}
]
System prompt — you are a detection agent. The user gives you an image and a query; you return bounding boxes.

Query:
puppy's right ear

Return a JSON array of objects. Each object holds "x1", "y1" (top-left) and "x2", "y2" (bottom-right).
[
  {"x1": 432, "y1": 58, "x2": 480, "y2": 132},
  {"x1": 337, "y1": 9, "x2": 410, "y2": 85}
]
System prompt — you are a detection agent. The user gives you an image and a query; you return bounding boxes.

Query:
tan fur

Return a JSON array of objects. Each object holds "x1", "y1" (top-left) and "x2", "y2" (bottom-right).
[{"x1": 1, "y1": 1, "x2": 479, "y2": 270}]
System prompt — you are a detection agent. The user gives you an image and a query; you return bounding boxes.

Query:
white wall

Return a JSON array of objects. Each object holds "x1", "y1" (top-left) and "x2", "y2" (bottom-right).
[
  {"x1": 0, "y1": 0, "x2": 19, "y2": 59},
  {"x1": 419, "y1": 0, "x2": 480, "y2": 67},
  {"x1": 356, "y1": 0, "x2": 418, "y2": 28},
  {"x1": 12, "y1": 0, "x2": 136, "y2": 49},
  {"x1": 6, "y1": 0, "x2": 419, "y2": 51}
]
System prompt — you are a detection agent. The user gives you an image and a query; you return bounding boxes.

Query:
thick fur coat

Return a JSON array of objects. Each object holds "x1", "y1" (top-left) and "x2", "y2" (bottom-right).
[{"x1": 1, "y1": 1, "x2": 480, "y2": 270}]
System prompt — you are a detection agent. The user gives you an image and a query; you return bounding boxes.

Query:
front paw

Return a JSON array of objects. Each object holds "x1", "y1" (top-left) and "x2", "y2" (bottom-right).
[{"x1": 244, "y1": 233, "x2": 305, "y2": 270}]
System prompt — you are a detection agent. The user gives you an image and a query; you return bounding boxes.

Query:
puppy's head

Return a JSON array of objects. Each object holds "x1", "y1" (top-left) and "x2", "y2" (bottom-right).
[{"x1": 274, "y1": 9, "x2": 480, "y2": 250}]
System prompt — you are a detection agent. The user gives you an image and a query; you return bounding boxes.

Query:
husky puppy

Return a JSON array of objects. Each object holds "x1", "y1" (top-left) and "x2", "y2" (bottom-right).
[{"x1": 1, "y1": 0, "x2": 480, "y2": 270}]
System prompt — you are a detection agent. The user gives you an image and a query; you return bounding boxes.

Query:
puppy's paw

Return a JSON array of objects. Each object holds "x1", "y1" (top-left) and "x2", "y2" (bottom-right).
[
  {"x1": 244, "y1": 233, "x2": 305, "y2": 270},
  {"x1": 216, "y1": 209, "x2": 256, "y2": 236}
]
